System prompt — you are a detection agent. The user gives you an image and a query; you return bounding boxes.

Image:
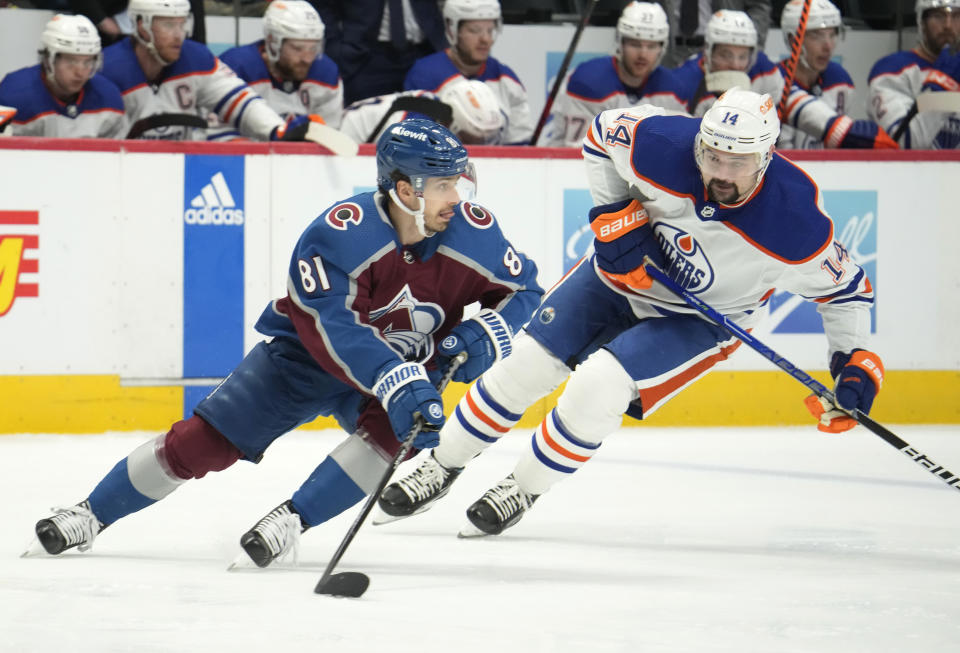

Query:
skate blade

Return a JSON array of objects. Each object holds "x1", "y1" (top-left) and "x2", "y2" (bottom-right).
[
  {"x1": 370, "y1": 505, "x2": 404, "y2": 526},
  {"x1": 456, "y1": 522, "x2": 491, "y2": 539},
  {"x1": 226, "y1": 551, "x2": 257, "y2": 571},
  {"x1": 20, "y1": 536, "x2": 47, "y2": 558}
]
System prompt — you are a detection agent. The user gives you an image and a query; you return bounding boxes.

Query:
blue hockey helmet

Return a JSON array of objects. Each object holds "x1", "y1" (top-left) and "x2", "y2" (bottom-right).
[{"x1": 376, "y1": 118, "x2": 470, "y2": 192}]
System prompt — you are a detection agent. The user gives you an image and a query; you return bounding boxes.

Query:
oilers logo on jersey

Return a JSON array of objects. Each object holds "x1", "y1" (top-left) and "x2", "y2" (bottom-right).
[
  {"x1": 368, "y1": 284, "x2": 445, "y2": 363},
  {"x1": 656, "y1": 223, "x2": 714, "y2": 292}
]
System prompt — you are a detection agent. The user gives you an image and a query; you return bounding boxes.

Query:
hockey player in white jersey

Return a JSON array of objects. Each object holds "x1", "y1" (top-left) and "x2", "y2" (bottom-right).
[
  {"x1": 379, "y1": 89, "x2": 883, "y2": 537},
  {"x1": 868, "y1": 0, "x2": 960, "y2": 148},
  {"x1": 778, "y1": 0, "x2": 897, "y2": 149},
  {"x1": 101, "y1": 0, "x2": 299, "y2": 140},
  {"x1": 541, "y1": 2, "x2": 689, "y2": 147},
  {"x1": 216, "y1": 0, "x2": 344, "y2": 137},
  {"x1": 0, "y1": 14, "x2": 126, "y2": 138},
  {"x1": 339, "y1": 79, "x2": 505, "y2": 144},
  {"x1": 404, "y1": 0, "x2": 533, "y2": 144},
  {"x1": 674, "y1": 10, "x2": 784, "y2": 118}
]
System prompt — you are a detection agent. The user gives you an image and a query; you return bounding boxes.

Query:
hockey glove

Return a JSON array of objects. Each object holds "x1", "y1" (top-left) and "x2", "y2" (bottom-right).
[
  {"x1": 438, "y1": 309, "x2": 513, "y2": 383},
  {"x1": 824, "y1": 116, "x2": 899, "y2": 149},
  {"x1": 923, "y1": 45, "x2": 960, "y2": 91},
  {"x1": 803, "y1": 349, "x2": 884, "y2": 433},
  {"x1": 374, "y1": 361, "x2": 445, "y2": 448},
  {"x1": 588, "y1": 199, "x2": 665, "y2": 290},
  {"x1": 270, "y1": 114, "x2": 325, "y2": 141}
]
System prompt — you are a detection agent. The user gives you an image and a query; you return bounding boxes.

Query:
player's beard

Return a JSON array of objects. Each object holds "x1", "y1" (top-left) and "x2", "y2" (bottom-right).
[
  {"x1": 276, "y1": 58, "x2": 309, "y2": 82},
  {"x1": 706, "y1": 178, "x2": 742, "y2": 204}
]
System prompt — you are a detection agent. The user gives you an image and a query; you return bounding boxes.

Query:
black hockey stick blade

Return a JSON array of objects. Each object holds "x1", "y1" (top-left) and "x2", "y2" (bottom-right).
[
  {"x1": 126, "y1": 112, "x2": 208, "y2": 139},
  {"x1": 314, "y1": 571, "x2": 370, "y2": 598},
  {"x1": 365, "y1": 95, "x2": 453, "y2": 143}
]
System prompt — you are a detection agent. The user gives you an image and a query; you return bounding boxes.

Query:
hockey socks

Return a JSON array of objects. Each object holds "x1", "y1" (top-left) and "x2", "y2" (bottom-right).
[
  {"x1": 513, "y1": 408, "x2": 601, "y2": 496},
  {"x1": 87, "y1": 435, "x2": 187, "y2": 525},
  {"x1": 434, "y1": 377, "x2": 524, "y2": 469}
]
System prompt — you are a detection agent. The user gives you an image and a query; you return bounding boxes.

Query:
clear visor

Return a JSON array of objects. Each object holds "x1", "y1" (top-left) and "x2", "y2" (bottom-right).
[
  {"x1": 695, "y1": 140, "x2": 763, "y2": 179},
  {"x1": 411, "y1": 162, "x2": 477, "y2": 203},
  {"x1": 151, "y1": 15, "x2": 193, "y2": 37}
]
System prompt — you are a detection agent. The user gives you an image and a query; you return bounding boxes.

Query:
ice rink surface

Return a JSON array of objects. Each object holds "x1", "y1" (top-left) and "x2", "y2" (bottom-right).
[{"x1": 2, "y1": 425, "x2": 959, "y2": 653}]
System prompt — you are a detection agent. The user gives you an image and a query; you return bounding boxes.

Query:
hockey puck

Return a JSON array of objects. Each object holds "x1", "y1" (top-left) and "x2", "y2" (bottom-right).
[{"x1": 314, "y1": 571, "x2": 370, "y2": 598}]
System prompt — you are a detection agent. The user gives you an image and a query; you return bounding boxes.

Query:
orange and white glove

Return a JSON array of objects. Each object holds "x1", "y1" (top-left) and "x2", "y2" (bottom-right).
[{"x1": 804, "y1": 349, "x2": 884, "y2": 433}]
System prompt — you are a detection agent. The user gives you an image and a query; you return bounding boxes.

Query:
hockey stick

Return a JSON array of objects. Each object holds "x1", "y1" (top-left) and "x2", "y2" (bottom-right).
[
  {"x1": 530, "y1": 0, "x2": 599, "y2": 146},
  {"x1": 642, "y1": 259, "x2": 960, "y2": 493},
  {"x1": 303, "y1": 121, "x2": 359, "y2": 156},
  {"x1": 125, "y1": 113, "x2": 208, "y2": 139},
  {"x1": 890, "y1": 91, "x2": 960, "y2": 142},
  {"x1": 314, "y1": 351, "x2": 468, "y2": 598},
  {"x1": 777, "y1": 0, "x2": 813, "y2": 123},
  {"x1": 365, "y1": 96, "x2": 454, "y2": 143}
]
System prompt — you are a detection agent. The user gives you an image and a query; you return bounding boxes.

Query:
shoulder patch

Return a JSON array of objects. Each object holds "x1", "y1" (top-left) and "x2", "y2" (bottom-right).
[
  {"x1": 460, "y1": 202, "x2": 494, "y2": 229},
  {"x1": 325, "y1": 202, "x2": 364, "y2": 230}
]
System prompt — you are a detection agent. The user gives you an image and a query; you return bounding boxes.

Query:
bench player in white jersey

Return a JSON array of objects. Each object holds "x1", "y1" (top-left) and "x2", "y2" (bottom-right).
[
  {"x1": 378, "y1": 89, "x2": 883, "y2": 537},
  {"x1": 216, "y1": 0, "x2": 343, "y2": 139},
  {"x1": 868, "y1": 0, "x2": 960, "y2": 149},
  {"x1": 101, "y1": 0, "x2": 296, "y2": 141},
  {"x1": 540, "y1": 2, "x2": 688, "y2": 147},
  {"x1": 674, "y1": 10, "x2": 784, "y2": 118},
  {"x1": 0, "y1": 14, "x2": 125, "y2": 138},
  {"x1": 340, "y1": 79, "x2": 505, "y2": 144},
  {"x1": 404, "y1": 0, "x2": 533, "y2": 144},
  {"x1": 778, "y1": 0, "x2": 897, "y2": 149}
]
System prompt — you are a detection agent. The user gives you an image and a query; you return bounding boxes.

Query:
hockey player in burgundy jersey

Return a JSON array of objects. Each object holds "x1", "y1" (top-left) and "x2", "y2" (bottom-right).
[
  {"x1": 212, "y1": 0, "x2": 344, "y2": 141},
  {"x1": 403, "y1": 0, "x2": 532, "y2": 144},
  {"x1": 0, "y1": 14, "x2": 126, "y2": 138},
  {"x1": 540, "y1": 2, "x2": 688, "y2": 148},
  {"x1": 380, "y1": 89, "x2": 883, "y2": 538},
  {"x1": 30, "y1": 119, "x2": 543, "y2": 565},
  {"x1": 101, "y1": 0, "x2": 299, "y2": 141},
  {"x1": 777, "y1": 0, "x2": 897, "y2": 150}
]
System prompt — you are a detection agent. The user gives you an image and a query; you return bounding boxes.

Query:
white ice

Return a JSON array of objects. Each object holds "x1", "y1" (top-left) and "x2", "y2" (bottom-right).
[{"x1": 2, "y1": 425, "x2": 959, "y2": 653}]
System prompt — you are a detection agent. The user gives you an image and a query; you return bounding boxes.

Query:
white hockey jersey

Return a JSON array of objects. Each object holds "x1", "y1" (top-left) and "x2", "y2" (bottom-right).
[
  {"x1": 582, "y1": 105, "x2": 873, "y2": 359},
  {"x1": 404, "y1": 50, "x2": 532, "y2": 144},
  {"x1": 339, "y1": 89, "x2": 441, "y2": 144},
  {"x1": 540, "y1": 56, "x2": 689, "y2": 147},
  {"x1": 868, "y1": 48, "x2": 960, "y2": 149},
  {"x1": 674, "y1": 51, "x2": 785, "y2": 118},
  {"x1": 101, "y1": 38, "x2": 283, "y2": 140},
  {"x1": 219, "y1": 41, "x2": 343, "y2": 127},
  {"x1": 779, "y1": 61, "x2": 855, "y2": 149},
  {"x1": 0, "y1": 65, "x2": 126, "y2": 138}
]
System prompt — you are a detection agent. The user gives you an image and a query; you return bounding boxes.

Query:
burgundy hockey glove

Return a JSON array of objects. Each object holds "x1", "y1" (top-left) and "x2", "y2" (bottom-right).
[{"x1": 804, "y1": 349, "x2": 884, "y2": 433}]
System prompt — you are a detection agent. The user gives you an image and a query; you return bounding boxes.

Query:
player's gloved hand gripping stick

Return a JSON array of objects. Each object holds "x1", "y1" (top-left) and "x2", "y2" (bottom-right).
[
  {"x1": 314, "y1": 352, "x2": 467, "y2": 598},
  {"x1": 642, "y1": 257, "x2": 960, "y2": 494}
]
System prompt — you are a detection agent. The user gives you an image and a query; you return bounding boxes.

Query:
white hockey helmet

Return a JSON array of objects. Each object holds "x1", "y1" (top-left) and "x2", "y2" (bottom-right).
[
  {"x1": 263, "y1": 0, "x2": 325, "y2": 63},
  {"x1": 704, "y1": 10, "x2": 758, "y2": 73},
  {"x1": 781, "y1": 0, "x2": 843, "y2": 43},
  {"x1": 129, "y1": 0, "x2": 193, "y2": 63},
  {"x1": 615, "y1": 2, "x2": 670, "y2": 64},
  {"x1": 695, "y1": 88, "x2": 780, "y2": 189},
  {"x1": 916, "y1": 0, "x2": 960, "y2": 52},
  {"x1": 39, "y1": 14, "x2": 103, "y2": 75},
  {"x1": 439, "y1": 80, "x2": 505, "y2": 144},
  {"x1": 443, "y1": 0, "x2": 502, "y2": 47}
]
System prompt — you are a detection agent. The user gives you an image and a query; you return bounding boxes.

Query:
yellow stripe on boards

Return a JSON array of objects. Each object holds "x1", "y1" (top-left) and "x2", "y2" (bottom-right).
[{"x1": 0, "y1": 370, "x2": 957, "y2": 434}]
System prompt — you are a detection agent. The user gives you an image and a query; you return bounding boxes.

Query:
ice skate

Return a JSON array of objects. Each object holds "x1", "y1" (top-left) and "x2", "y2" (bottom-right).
[
  {"x1": 375, "y1": 452, "x2": 463, "y2": 524},
  {"x1": 33, "y1": 501, "x2": 104, "y2": 555},
  {"x1": 237, "y1": 500, "x2": 304, "y2": 569},
  {"x1": 459, "y1": 474, "x2": 538, "y2": 537}
]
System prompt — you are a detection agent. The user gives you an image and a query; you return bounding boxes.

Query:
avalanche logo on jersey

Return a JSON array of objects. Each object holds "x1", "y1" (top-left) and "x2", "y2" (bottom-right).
[
  {"x1": 656, "y1": 223, "x2": 715, "y2": 293},
  {"x1": 369, "y1": 284, "x2": 445, "y2": 362}
]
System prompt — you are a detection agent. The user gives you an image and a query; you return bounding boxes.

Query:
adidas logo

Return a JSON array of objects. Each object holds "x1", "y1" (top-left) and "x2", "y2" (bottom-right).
[{"x1": 183, "y1": 172, "x2": 244, "y2": 225}]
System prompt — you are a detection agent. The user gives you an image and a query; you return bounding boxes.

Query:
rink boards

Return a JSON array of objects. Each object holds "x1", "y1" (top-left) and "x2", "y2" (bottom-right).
[{"x1": 0, "y1": 140, "x2": 957, "y2": 432}]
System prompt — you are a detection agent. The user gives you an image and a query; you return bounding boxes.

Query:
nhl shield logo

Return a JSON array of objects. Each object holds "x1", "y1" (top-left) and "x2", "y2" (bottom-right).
[{"x1": 700, "y1": 205, "x2": 716, "y2": 218}]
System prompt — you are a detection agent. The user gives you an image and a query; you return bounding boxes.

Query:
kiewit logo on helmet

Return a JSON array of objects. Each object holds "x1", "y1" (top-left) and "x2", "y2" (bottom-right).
[
  {"x1": 391, "y1": 125, "x2": 428, "y2": 141},
  {"x1": 184, "y1": 172, "x2": 245, "y2": 225}
]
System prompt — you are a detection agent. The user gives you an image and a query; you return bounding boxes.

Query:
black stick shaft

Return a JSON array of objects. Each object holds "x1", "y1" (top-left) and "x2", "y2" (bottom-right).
[
  {"x1": 315, "y1": 352, "x2": 467, "y2": 591},
  {"x1": 643, "y1": 260, "x2": 960, "y2": 493},
  {"x1": 530, "y1": 0, "x2": 599, "y2": 146}
]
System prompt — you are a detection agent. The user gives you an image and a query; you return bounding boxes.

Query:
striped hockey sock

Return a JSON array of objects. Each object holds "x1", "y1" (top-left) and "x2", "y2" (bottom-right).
[
  {"x1": 434, "y1": 377, "x2": 524, "y2": 469},
  {"x1": 514, "y1": 408, "x2": 601, "y2": 496}
]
